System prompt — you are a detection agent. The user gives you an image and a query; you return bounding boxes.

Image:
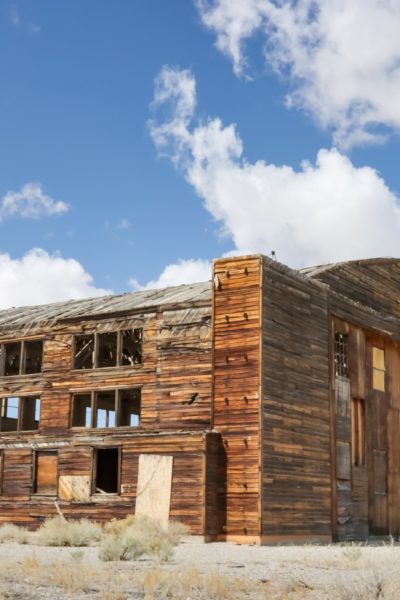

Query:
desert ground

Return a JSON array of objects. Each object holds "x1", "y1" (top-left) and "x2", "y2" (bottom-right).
[{"x1": 0, "y1": 536, "x2": 399, "y2": 599}]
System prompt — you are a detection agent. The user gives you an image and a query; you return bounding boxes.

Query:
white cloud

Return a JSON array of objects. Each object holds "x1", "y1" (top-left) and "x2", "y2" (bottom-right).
[
  {"x1": 197, "y1": 0, "x2": 400, "y2": 147},
  {"x1": 116, "y1": 218, "x2": 131, "y2": 230},
  {"x1": 0, "y1": 248, "x2": 111, "y2": 309},
  {"x1": 0, "y1": 183, "x2": 69, "y2": 221},
  {"x1": 149, "y1": 67, "x2": 400, "y2": 268},
  {"x1": 8, "y1": 5, "x2": 20, "y2": 26},
  {"x1": 130, "y1": 258, "x2": 211, "y2": 290}
]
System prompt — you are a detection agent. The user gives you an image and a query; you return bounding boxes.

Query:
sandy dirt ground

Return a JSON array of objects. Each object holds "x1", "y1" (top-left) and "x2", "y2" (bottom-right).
[{"x1": 0, "y1": 538, "x2": 399, "y2": 599}]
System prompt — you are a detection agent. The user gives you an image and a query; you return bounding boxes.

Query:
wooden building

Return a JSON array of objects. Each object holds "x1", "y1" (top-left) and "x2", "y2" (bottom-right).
[{"x1": 0, "y1": 253, "x2": 399, "y2": 543}]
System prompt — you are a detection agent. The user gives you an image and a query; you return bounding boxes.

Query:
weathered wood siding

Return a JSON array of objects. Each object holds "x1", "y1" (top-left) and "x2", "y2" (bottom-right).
[
  {"x1": 262, "y1": 259, "x2": 332, "y2": 542},
  {"x1": 212, "y1": 256, "x2": 262, "y2": 541},
  {"x1": 0, "y1": 302, "x2": 213, "y2": 532}
]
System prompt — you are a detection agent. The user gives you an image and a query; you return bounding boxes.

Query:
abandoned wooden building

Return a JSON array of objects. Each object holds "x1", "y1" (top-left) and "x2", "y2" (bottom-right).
[{"x1": 0, "y1": 253, "x2": 399, "y2": 543}]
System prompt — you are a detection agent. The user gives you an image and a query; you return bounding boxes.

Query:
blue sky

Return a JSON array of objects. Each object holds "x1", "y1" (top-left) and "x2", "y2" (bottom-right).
[{"x1": 1, "y1": 1, "x2": 400, "y2": 307}]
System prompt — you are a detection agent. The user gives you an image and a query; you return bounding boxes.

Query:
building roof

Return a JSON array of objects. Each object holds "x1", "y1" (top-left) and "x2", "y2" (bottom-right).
[
  {"x1": 0, "y1": 281, "x2": 211, "y2": 333},
  {"x1": 300, "y1": 257, "x2": 399, "y2": 278}
]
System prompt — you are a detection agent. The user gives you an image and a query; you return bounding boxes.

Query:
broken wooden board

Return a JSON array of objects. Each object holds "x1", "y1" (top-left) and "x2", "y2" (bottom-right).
[{"x1": 59, "y1": 475, "x2": 91, "y2": 502}]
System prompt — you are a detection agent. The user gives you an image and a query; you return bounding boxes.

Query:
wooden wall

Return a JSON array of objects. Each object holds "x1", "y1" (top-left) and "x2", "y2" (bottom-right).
[
  {"x1": 212, "y1": 256, "x2": 263, "y2": 542},
  {"x1": 261, "y1": 259, "x2": 332, "y2": 542},
  {"x1": 0, "y1": 302, "x2": 214, "y2": 532}
]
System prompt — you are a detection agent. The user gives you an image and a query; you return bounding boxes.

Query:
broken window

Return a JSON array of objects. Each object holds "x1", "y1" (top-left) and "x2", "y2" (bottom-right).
[
  {"x1": 372, "y1": 347, "x2": 385, "y2": 391},
  {"x1": 97, "y1": 333, "x2": 117, "y2": 368},
  {"x1": 118, "y1": 388, "x2": 141, "y2": 427},
  {"x1": 73, "y1": 329, "x2": 142, "y2": 369},
  {"x1": 71, "y1": 388, "x2": 140, "y2": 429},
  {"x1": 94, "y1": 448, "x2": 119, "y2": 494},
  {"x1": 71, "y1": 394, "x2": 92, "y2": 427},
  {"x1": 121, "y1": 329, "x2": 142, "y2": 366},
  {"x1": 0, "y1": 396, "x2": 40, "y2": 432},
  {"x1": 95, "y1": 391, "x2": 116, "y2": 428},
  {"x1": 35, "y1": 451, "x2": 58, "y2": 495},
  {"x1": 334, "y1": 332, "x2": 349, "y2": 378},
  {"x1": 352, "y1": 398, "x2": 365, "y2": 467},
  {"x1": 0, "y1": 340, "x2": 43, "y2": 376},
  {"x1": 73, "y1": 335, "x2": 94, "y2": 369}
]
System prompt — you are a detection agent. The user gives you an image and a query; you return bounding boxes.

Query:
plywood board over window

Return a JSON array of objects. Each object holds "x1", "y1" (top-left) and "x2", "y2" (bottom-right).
[
  {"x1": 35, "y1": 451, "x2": 58, "y2": 495},
  {"x1": 373, "y1": 347, "x2": 385, "y2": 391},
  {"x1": 135, "y1": 454, "x2": 173, "y2": 526}
]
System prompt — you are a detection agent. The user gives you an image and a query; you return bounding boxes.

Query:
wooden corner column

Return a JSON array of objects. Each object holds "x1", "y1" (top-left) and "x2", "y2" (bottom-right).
[{"x1": 212, "y1": 255, "x2": 262, "y2": 543}]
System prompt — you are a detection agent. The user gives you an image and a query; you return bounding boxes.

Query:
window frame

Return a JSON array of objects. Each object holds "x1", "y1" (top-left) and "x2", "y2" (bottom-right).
[
  {"x1": 0, "y1": 339, "x2": 44, "y2": 377},
  {"x1": 70, "y1": 387, "x2": 141, "y2": 430},
  {"x1": 372, "y1": 346, "x2": 386, "y2": 392},
  {"x1": 351, "y1": 398, "x2": 366, "y2": 467},
  {"x1": 91, "y1": 446, "x2": 121, "y2": 495},
  {"x1": 334, "y1": 331, "x2": 349, "y2": 378},
  {"x1": 0, "y1": 395, "x2": 41, "y2": 433},
  {"x1": 72, "y1": 329, "x2": 143, "y2": 370}
]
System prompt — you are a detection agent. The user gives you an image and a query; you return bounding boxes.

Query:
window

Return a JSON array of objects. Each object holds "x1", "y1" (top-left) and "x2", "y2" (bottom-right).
[
  {"x1": 352, "y1": 398, "x2": 365, "y2": 467},
  {"x1": 372, "y1": 347, "x2": 385, "y2": 391},
  {"x1": 0, "y1": 396, "x2": 40, "y2": 431},
  {"x1": 71, "y1": 388, "x2": 140, "y2": 429},
  {"x1": 34, "y1": 451, "x2": 58, "y2": 495},
  {"x1": 93, "y1": 448, "x2": 120, "y2": 494},
  {"x1": 334, "y1": 332, "x2": 349, "y2": 377},
  {"x1": 73, "y1": 329, "x2": 142, "y2": 369},
  {"x1": 0, "y1": 340, "x2": 43, "y2": 376}
]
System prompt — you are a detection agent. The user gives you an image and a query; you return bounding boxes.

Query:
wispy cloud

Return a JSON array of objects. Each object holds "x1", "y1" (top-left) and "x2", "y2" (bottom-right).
[
  {"x1": 7, "y1": 4, "x2": 41, "y2": 34},
  {"x1": 0, "y1": 183, "x2": 69, "y2": 222},
  {"x1": 149, "y1": 66, "x2": 400, "y2": 269},
  {"x1": 197, "y1": 0, "x2": 400, "y2": 148},
  {"x1": 116, "y1": 218, "x2": 131, "y2": 230}
]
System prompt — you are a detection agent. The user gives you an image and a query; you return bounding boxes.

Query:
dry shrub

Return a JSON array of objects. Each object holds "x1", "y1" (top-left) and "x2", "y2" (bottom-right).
[
  {"x1": 141, "y1": 566, "x2": 255, "y2": 600},
  {"x1": 0, "y1": 523, "x2": 29, "y2": 544},
  {"x1": 35, "y1": 515, "x2": 102, "y2": 546},
  {"x1": 100, "y1": 515, "x2": 187, "y2": 562}
]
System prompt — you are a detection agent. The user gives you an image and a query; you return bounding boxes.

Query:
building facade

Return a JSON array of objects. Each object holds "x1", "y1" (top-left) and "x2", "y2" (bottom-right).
[{"x1": 0, "y1": 254, "x2": 399, "y2": 543}]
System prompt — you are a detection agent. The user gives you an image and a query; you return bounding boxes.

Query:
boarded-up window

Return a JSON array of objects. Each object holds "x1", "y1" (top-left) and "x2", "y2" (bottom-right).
[
  {"x1": 35, "y1": 451, "x2": 58, "y2": 495},
  {"x1": 334, "y1": 332, "x2": 349, "y2": 378},
  {"x1": 373, "y1": 347, "x2": 385, "y2": 391},
  {"x1": 352, "y1": 398, "x2": 365, "y2": 466}
]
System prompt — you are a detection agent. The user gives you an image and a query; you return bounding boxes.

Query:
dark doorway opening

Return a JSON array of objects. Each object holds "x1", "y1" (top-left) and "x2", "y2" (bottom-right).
[{"x1": 94, "y1": 448, "x2": 119, "y2": 493}]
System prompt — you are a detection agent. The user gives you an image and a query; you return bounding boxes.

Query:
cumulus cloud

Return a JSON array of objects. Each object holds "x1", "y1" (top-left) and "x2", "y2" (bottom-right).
[
  {"x1": 0, "y1": 248, "x2": 111, "y2": 309},
  {"x1": 0, "y1": 183, "x2": 69, "y2": 221},
  {"x1": 149, "y1": 66, "x2": 400, "y2": 268},
  {"x1": 197, "y1": 0, "x2": 400, "y2": 147},
  {"x1": 130, "y1": 258, "x2": 211, "y2": 290}
]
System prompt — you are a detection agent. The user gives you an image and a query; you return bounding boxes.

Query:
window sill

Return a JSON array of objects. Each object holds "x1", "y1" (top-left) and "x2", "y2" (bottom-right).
[{"x1": 71, "y1": 365, "x2": 143, "y2": 373}]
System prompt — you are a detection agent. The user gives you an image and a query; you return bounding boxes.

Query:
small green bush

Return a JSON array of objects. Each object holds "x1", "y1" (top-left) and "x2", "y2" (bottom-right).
[
  {"x1": 0, "y1": 523, "x2": 29, "y2": 544},
  {"x1": 36, "y1": 516, "x2": 102, "y2": 547}
]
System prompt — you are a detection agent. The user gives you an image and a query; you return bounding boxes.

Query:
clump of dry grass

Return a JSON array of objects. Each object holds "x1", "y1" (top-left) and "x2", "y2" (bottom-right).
[
  {"x1": 0, "y1": 523, "x2": 29, "y2": 544},
  {"x1": 100, "y1": 515, "x2": 187, "y2": 562},
  {"x1": 35, "y1": 515, "x2": 102, "y2": 546}
]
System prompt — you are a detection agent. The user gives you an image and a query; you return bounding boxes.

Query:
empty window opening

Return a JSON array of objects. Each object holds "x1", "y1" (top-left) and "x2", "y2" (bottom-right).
[
  {"x1": 3, "y1": 343, "x2": 21, "y2": 376},
  {"x1": 35, "y1": 451, "x2": 58, "y2": 495},
  {"x1": 24, "y1": 341, "x2": 43, "y2": 374},
  {"x1": 20, "y1": 397, "x2": 40, "y2": 431},
  {"x1": 71, "y1": 388, "x2": 141, "y2": 429},
  {"x1": 0, "y1": 396, "x2": 40, "y2": 432},
  {"x1": 334, "y1": 332, "x2": 349, "y2": 378},
  {"x1": 373, "y1": 347, "x2": 385, "y2": 391},
  {"x1": 74, "y1": 335, "x2": 94, "y2": 369},
  {"x1": 352, "y1": 398, "x2": 365, "y2": 467},
  {"x1": 0, "y1": 397, "x2": 19, "y2": 431},
  {"x1": 73, "y1": 329, "x2": 142, "y2": 370},
  {"x1": 94, "y1": 448, "x2": 119, "y2": 494},
  {"x1": 72, "y1": 394, "x2": 92, "y2": 427},
  {"x1": 0, "y1": 340, "x2": 43, "y2": 376},
  {"x1": 121, "y1": 329, "x2": 142, "y2": 366},
  {"x1": 97, "y1": 333, "x2": 117, "y2": 368},
  {"x1": 96, "y1": 391, "x2": 116, "y2": 428},
  {"x1": 118, "y1": 388, "x2": 141, "y2": 427}
]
